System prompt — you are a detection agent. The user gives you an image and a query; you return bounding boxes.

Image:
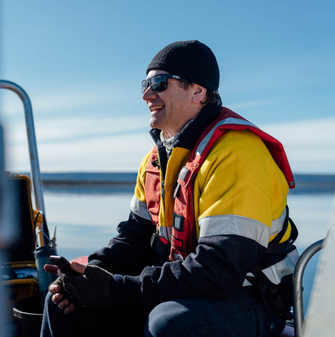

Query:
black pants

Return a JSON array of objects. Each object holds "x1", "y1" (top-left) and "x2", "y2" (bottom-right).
[{"x1": 41, "y1": 291, "x2": 286, "y2": 337}]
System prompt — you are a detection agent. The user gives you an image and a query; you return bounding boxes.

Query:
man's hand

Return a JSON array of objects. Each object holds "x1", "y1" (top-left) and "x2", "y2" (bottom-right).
[
  {"x1": 44, "y1": 262, "x2": 86, "y2": 313},
  {"x1": 63, "y1": 265, "x2": 115, "y2": 307}
]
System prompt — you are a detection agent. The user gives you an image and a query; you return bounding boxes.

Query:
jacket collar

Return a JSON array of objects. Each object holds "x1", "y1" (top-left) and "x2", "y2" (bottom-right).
[{"x1": 149, "y1": 102, "x2": 222, "y2": 151}]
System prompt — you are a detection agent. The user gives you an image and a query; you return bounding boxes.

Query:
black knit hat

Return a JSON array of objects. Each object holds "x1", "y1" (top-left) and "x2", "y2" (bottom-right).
[{"x1": 146, "y1": 40, "x2": 220, "y2": 91}]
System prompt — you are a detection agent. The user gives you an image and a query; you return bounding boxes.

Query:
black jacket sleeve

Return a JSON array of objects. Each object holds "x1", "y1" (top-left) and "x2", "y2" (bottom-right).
[
  {"x1": 88, "y1": 211, "x2": 155, "y2": 276},
  {"x1": 108, "y1": 234, "x2": 267, "y2": 309}
]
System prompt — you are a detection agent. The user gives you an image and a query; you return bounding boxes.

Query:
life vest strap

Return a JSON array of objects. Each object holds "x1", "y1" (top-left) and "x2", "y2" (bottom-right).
[
  {"x1": 267, "y1": 207, "x2": 298, "y2": 254},
  {"x1": 247, "y1": 266, "x2": 293, "y2": 319}
]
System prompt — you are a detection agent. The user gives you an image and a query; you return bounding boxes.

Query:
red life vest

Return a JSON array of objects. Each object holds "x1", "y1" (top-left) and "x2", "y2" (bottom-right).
[{"x1": 145, "y1": 107, "x2": 295, "y2": 261}]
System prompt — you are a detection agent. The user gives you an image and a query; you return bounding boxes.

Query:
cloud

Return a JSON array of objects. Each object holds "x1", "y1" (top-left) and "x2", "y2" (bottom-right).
[
  {"x1": 262, "y1": 118, "x2": 335, "y2": 146},
  {"x1": 4, "y1": 114, "x2": 335, "y2": 174},
  {"x1": 5, "y1": 129, "x2": 152, "y2": 172},
  {"x1": 6, "y1": 116, "x2": 149, "y2": 145},
  {"x1": 0, "y1": 80, "x2": 140, "y2": 117},
  {"x1": 261, "y1": 118, "x2": 335, "y2": 173}
]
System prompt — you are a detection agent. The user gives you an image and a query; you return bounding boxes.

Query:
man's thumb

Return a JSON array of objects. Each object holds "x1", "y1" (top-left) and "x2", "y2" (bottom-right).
[{"x1": 70, "y1": 261, "x2": 86, "y2": 274}]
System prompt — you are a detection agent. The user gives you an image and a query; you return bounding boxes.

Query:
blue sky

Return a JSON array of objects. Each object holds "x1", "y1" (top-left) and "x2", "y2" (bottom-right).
[{"x1": 1, "y1": 0, "x2": 334, "y2": 173}]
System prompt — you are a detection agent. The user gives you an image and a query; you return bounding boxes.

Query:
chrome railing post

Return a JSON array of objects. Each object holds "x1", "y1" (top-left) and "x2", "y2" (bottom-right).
[
  {"x1": 0, "y1": 80, "x2": 48, "y2": 236},
  {"x1": 293, "y1": 239, "x2": 324, "y2": 337}
]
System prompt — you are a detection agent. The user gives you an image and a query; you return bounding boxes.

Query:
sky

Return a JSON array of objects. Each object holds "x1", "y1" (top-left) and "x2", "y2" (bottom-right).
[{"x1": 0, "y1": 0, "x2": 334, "y2": 174}]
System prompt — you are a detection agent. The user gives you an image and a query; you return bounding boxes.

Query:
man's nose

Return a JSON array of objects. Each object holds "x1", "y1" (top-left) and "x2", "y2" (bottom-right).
[{"x1": 142, "y1": 87, "x2": 156, "y2": 101}]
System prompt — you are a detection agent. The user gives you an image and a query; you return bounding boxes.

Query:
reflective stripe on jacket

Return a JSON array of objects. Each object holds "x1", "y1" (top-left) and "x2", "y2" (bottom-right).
[{"x1": 132, "y1": 107, "x2": 298, "y2": 292}]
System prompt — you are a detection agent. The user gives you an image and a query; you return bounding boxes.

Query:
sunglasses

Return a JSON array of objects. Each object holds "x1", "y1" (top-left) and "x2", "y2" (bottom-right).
[{"x1": 141, "y1": 74, "x2": 184, "y2": 94}]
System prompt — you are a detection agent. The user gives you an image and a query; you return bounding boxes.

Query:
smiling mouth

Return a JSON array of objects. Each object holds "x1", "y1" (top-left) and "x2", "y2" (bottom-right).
[{"x1": 150, "y1": 105, "x2": 164, "y2": 112}]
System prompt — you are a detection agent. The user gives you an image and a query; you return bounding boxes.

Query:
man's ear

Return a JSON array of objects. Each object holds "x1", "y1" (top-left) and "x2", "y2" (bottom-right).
[{"x1": 192, "y1": 85, "x2": 207, "y2": 104}]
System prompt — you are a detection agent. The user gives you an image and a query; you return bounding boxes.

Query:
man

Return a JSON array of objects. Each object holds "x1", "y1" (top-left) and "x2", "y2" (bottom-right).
[{"x1": 41, "y1": 40, "x2": 299, "y2": 337}]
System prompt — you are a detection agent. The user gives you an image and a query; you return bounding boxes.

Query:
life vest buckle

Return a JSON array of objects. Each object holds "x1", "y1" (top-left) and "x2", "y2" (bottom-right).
[{"x1": 150, "y1": 233, "x2": 171, "y2": 258}]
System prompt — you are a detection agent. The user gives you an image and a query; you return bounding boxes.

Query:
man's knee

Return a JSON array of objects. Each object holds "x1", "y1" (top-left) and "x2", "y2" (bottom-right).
[{"x1": 144, "y1": 299, "x2": 214, "y2": 337}]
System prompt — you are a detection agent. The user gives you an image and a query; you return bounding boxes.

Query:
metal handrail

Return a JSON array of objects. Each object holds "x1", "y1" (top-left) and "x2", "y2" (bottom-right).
[
  {"x1": 293, "y1": 239, "x2": 324, "y2": 337},
  {"x1": 0, "y1": 80, "x2": 48, "y2": 238}
]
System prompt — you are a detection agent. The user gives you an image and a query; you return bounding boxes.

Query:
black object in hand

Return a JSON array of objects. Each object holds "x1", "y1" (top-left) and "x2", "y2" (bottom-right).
[{"x1": 49, "y1": 255, "x2": 82, "y2": 276}]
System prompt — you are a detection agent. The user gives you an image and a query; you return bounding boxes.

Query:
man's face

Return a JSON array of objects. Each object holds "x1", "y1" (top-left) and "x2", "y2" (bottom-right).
[{"x1": 142, "y1": 70, "x2": 197, "y2": 137}]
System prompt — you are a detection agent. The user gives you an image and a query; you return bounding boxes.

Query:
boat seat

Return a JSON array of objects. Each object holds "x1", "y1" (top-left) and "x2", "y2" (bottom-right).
[
  {"x1": 5, "y1": 174, "x2": 36, "y2": 263},
  {"x1": 1, "y1": 174, "x2": 40, "y2": 321}
]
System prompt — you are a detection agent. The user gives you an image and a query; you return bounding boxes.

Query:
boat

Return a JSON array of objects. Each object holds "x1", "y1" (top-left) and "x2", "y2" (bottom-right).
[
  {"x1": 0, "y1": 79, "x2": 331, "y2": 336},
  {"x1": 0, "y1": 80, "x2": 58, "y2": 337}
]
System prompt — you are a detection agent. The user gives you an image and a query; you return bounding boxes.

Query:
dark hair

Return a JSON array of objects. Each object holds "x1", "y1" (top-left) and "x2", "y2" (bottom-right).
[{"x1": 179, "y1": 79, "x2": 221, "y2": 106}]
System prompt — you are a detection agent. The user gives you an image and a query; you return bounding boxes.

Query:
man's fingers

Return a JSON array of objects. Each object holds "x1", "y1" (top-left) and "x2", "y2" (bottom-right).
[
  {"x1": 53, "y1": 295, "x2": 75, "y2": 313},
  {"x1": 52, "y1": 292, "x2": 63, "y2": 304},
  {"x1": 44, "y1": 264, "x2": 59, "y2": 274},
  {"x1": 65, "y1": 303, "x2": 75, "y2": 314},
  {"x1": 50, "y1": 260, "x2": 84, "y2": 314},
  {"x1": 56, "y1": 261, "x2": 85, "y2": 280},
  {"x1": 58, "y1": 298, "x2": 70, "y2": 309},
  {"x1": 49, "y1": 284, "x2": 61, "y2": 293},
  {"x1": 70, "y1": 261, "x2": 86, "y2": 274}
]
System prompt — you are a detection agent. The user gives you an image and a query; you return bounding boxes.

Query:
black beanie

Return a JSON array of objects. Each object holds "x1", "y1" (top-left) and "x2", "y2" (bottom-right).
[{"x1": 146, "y1": 40, "x2": 220, "y2": 91}]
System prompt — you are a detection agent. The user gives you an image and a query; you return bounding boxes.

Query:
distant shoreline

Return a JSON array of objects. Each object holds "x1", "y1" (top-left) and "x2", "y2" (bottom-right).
[
  {"x1": 31, "y1": 172, "x2": 335, "y2": 194},
  {"x1": 294, "y1": 174, "x2": 335, "y2": 191},
  {"x1": 41, "y1": 172, "x2": 138, "y2": 185}
]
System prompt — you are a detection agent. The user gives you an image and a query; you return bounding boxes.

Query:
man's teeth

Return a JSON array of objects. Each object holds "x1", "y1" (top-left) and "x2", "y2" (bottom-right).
[{"x1": 151, "y1": 106, "x2": 164, "y2": 111}]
